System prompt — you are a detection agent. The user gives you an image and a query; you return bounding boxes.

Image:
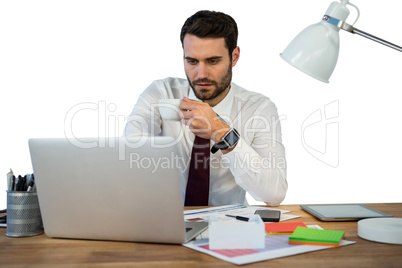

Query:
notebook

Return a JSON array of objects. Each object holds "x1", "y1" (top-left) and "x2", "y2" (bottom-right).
[
  {"x1": 28, "y1": 137, "x2": 207, "y2": 244},
  {"x1": 288, "y1": 226, "x2": 344, "y2": 247},
  {"x1": 265, "y1": 222, "x2": 307, "y2": 235}
]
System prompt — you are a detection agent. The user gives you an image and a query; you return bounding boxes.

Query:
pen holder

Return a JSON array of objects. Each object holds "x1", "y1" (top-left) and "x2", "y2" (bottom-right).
[{"x1": 6, "y1": 191, "x2": 43, "y2": 237}]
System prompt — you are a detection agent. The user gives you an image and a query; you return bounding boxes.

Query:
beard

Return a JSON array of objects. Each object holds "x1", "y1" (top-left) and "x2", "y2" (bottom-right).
[{"x1": 186, "y1": 63, "x2": 232, "y2": 102}]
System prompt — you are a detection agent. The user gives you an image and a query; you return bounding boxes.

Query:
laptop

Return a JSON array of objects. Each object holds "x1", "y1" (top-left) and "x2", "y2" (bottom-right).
[{"x1": 28, "y1": 136, "x2": 208, "y2": 244}]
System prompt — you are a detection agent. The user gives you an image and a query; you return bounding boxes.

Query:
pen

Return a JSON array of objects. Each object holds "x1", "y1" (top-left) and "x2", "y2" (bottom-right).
[
  {"x1": 21, "y1": 175, "x2": 28, "y2": 191},
  {"x1": 27, "y1": 179, "x2": 35, "y2": 192},
  {"x1": 11, "y1": 175, "x2": 16, "y2": 191},
  {"x1": 30, "y1": 173, "x2": 36, "y2": 191},
  {"x1": 226, "y1": 214, "x2": 249, "y2": 221},
  {"x1": 15, "y1": 175, "x2": 22, "y2": 191},
  {"x1": 7, "y1": 169, "x2": 14, "y2": 191},
  {"x1": 8, "y1": 172, "x2": 36, "y2": 192}
]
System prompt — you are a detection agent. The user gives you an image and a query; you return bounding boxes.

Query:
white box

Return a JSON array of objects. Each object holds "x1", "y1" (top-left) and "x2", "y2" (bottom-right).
[{"x1": 208, "y1": 215, "x2": 265, "y2": 249}]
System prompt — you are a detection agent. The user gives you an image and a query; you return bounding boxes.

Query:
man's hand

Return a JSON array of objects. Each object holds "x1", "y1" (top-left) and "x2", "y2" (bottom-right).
[{"x1": 179, "y1": 97, "x2": 230, "y2": 143}]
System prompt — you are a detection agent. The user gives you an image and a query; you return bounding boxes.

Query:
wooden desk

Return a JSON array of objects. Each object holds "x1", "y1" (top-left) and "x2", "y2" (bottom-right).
[{"x1": 1, "y1": 203, "x2": 401, "y2": 267}]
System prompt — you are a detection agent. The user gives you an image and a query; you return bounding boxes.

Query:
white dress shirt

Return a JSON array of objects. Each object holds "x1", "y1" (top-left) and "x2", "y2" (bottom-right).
[{"x1": 123, "y1": 77, "x2": 287, "y2": 206}]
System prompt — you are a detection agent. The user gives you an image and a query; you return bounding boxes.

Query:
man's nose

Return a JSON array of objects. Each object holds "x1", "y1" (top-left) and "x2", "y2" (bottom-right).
[{"x1": 197, "y1": 62, "x2": 208, "y2": 79}]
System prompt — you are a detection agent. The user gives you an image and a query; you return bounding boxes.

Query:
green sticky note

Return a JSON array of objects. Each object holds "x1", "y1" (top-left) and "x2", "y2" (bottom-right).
[{"x1": 289, "y1": 227, "x2": 344, "y2": 246}]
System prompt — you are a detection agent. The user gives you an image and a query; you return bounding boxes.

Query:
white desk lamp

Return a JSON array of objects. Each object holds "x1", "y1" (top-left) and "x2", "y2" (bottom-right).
[
  {"x1": 280, "y1": 0, "x2": 402, "y2": 245},
  {"x1": 280, "y1": 0, "x2": 402, "y2": 83}
]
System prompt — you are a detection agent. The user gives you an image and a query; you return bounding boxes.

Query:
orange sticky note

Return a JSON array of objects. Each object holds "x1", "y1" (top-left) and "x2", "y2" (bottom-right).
[{"x1": 265, "y1": 222, "x2": 307, "y2": 235}]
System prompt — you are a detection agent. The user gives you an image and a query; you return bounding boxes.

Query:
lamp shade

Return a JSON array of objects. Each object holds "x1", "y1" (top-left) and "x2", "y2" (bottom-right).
[
  {"x1": 280, "y1": 21, "x2": 340, "y2": 83},
  {"x1": 280, "y1": 1, "x2": 352, "y2": 83}
]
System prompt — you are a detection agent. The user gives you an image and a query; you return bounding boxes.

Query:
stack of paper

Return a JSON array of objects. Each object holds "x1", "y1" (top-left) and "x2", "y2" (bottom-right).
[
  {"x1": 265, "y1": 222, "x2": 307, "y2": 235},
  {"x1": 289, "y1": 226, "x2": 344, "y2": 247}
]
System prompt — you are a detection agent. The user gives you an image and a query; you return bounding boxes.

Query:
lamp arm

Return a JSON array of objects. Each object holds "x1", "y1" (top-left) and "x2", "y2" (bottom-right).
[{"x1": 341, "y1": 22, "x2": 402, "y2": 52}]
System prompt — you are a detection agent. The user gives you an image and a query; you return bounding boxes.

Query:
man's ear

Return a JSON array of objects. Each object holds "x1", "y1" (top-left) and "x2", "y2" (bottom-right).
[{"x1": 231, "y1": 46, "x2": 240, "y2": 67}]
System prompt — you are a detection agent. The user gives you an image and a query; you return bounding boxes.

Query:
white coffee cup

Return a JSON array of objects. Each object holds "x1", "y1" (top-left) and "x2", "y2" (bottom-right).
[{"x1": 158, "y1": 99, "x2": 182, "y2": 121}]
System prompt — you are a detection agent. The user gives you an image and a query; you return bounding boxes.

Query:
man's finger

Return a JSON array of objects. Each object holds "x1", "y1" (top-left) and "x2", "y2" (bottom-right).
[
  {"x1": 180, "y1": 98, "x2": 200, "y2": 111},
  {"x1": 179, "y1": 110, "x2": 193, "y2": 119},
  {"x1": 183, "y1": 96, "x2": 200, "y2": 103}
]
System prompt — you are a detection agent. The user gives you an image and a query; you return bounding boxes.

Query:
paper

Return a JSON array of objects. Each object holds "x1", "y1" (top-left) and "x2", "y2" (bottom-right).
[
  {"x1": 184, "y1": 234, "x2": 355, "y2": 265},
  {"x1": 183, "y1": 207, "x2": 355, "y2": 265},
  {"x1": 184, "y1": 204, "x2": 299, "y2": 223},
  {"x1": 289, "y1": 227, "x2": 344, "y2": 247}
]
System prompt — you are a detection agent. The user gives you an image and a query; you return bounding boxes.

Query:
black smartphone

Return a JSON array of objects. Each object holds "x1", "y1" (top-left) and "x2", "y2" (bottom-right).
[{"x1": 254, "y1": 209, "x2": 281, "y2": 222}]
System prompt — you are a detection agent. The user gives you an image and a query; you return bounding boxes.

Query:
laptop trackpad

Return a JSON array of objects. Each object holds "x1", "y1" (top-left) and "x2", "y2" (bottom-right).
[{"x1": 185, "y1": 221, "x2": 208, "y2": 242}]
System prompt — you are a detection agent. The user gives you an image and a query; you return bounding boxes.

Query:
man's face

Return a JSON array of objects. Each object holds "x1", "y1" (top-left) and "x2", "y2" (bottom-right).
[{"x1": 183, "y1": 34, "x2": 239, "y2": 106}]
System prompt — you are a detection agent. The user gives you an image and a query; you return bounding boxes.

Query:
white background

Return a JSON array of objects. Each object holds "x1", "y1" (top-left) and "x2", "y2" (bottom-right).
[{"x1": 1, "y1": 0, "x2": 401, "y2": 209}]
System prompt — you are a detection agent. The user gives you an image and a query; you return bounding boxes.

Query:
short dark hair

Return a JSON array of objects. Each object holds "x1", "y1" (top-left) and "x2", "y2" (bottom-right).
[{"x1": 180, "y1": 10, "x2": 238, "y2": 57}]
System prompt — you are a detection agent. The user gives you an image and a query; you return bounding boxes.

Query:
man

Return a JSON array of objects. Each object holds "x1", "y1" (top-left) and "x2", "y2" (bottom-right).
[{"x1": 124, "y1": 10, "x2": 287, "y2": 206}]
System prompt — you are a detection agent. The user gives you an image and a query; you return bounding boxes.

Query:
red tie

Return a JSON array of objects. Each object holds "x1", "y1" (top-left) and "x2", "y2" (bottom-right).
[{"x1": 184, "y1": 136, "x2": 210, "y2": 206}]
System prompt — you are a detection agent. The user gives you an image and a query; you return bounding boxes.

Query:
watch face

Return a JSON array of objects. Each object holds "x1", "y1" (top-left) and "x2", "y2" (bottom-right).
[{"x1": 224, "y1": 130, "x2": 239, "y2": 146}]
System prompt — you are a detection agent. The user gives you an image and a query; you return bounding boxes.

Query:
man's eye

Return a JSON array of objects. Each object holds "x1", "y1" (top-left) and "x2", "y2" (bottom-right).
[
  {"x1": 209, "y1": 59, "x2": 219, "y2": 64},
  {"x1": 187, "y1": 59, "x2": 197, "y2": 65}
]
